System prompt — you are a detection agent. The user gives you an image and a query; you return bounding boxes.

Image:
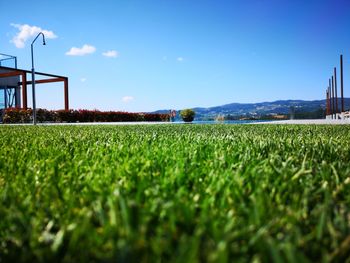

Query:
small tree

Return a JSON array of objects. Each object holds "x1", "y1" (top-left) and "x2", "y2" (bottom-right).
[{"x1": 180, "y1": 109, "x2": 195, "y2": 122}]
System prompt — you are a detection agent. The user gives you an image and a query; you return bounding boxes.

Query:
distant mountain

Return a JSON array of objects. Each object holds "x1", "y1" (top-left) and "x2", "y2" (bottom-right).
[{"x1": 153, "y1": 98, "x2": 350, "y2": 120}]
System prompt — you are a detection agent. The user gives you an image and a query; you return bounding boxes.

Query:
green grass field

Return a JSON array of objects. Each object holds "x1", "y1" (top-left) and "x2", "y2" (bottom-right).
[{"x1": 0, "y1": 124, "x2": 350, "y2": 262}]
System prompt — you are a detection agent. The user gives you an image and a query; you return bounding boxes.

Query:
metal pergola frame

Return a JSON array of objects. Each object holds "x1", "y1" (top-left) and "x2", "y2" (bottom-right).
[
  {"x1": 0, "y1": 53, "x2": 17, "y2": 68},
  {"x1": 0, "y1": 65, "x2": 69, "y2": 110}
]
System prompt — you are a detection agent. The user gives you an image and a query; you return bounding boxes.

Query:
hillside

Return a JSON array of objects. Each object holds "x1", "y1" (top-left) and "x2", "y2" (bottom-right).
[{"x1": 154, "y1": 98, "x2": 350, "y2": 120}]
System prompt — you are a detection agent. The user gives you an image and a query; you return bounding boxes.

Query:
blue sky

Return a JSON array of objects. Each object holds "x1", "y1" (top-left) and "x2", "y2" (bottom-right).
[{"x1": 1, "y1": 0, "x2": 350, "y2": 111}]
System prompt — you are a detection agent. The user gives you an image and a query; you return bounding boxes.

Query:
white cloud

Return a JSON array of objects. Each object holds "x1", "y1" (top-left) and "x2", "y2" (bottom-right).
[
  {"x1": 102, "y1": 50, "x2": 119, "y2": 58},
  {"x1": 122, "y1": 96, "x2": 134, "y2": 103},
  {"x1": 10, "y1": 23, "x2": 57, "y2": 48},
  {"x1": 66, "y1": 44, "x2": 96, "y2": 56},
  {"x1": 177, "y1": 57, "x2": 184, "y2": 62},
  {"x1": 80, "y1": 78, "x2": 87, "y2": 82}
]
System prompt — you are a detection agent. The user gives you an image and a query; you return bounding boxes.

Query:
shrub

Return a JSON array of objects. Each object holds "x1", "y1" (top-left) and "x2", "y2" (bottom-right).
[
  {"x1": 36, "y1": 108, "x2": 56, "y2": 122},
  {"x1": 144, "y1": 113, "x2": 170, "y2": 122},
  {"x1": 2, "y1": 108, "x2": 170, "y2": 123},
  {"x1": 180, "y1": 108, "x2": 195, "y2": 122},
  {"x1": 3, "y1": 108, "x2": 32, "y2": 123}
]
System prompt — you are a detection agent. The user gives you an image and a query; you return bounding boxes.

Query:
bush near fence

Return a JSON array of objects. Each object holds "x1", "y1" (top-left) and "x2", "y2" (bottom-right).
[{"x1": 2, "y1": 108, "x2": 170, "y2": 123}]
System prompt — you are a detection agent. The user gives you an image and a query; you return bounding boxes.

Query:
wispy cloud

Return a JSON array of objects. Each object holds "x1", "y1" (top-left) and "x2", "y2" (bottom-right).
[
  {"x1": 66, "y1": 44, "x2": 96, "y2": 56},
  {"x1": 122, "y1": 96, "x2": 134, "y2": 103},
  {"x1": 177, "y1": 57, "x2": 184, "y2": 62},
  {"x1": 102, "y1": 50, "x2": 119, "y2": 58},
  {"x1": 80, "y1": 77, "x2": 87, "y2": 82},
  {"x1": 10, "y1": 23, "x2": 57, "y2": 48}
]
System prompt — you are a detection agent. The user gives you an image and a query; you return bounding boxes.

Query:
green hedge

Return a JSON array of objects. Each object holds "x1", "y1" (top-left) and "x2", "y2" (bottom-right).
[{"x1": 2, "y1": 108, "x2": 169, "y2": 123}]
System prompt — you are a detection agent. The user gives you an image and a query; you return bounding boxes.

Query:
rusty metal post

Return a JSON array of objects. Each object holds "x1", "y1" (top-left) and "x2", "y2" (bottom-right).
[
  {"x1": 326, "y1": 90, "x2": 328, "y2": 115},
  {"x1": 326, "y1": 89, "x2": 328, "y2": 115},
  {"x1": 340, "y1": 55, "x2": 344, "y2": 112},
  {"x1": 327, "y1": 89, "x2": 331, "y2": 115},
  {"x1": 332, "y1": 76, "x2": 335, "y2": 117},
  {"x1": 334, "y1": 67, "x2": 338, "y2": 114},
  {"x1": 21, "y1": 72, "x2": 27, "y2": 109},
  {"x1": 329, "y1": 85, "x2": 332, "y2": 116},
  {"x1": 64, "y1": 78, "x2": 69, "y2": 110},
  {"x1": 329, "y1": 80, "x2": 332, "y2": 116},
  {"x1": 329, "y1": 89, "x2": 331, "y2": 115},
  {"x1": 328, "y1": 79, "x2": 332, "y2": 114}
]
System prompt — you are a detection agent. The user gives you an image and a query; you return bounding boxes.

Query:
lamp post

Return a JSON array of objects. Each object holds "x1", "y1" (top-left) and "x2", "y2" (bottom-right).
[{"x1": 31, "y1": 32, "x2": 46, "y2": 125}]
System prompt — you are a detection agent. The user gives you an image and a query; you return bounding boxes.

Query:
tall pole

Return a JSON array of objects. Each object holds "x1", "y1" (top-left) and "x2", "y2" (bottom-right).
[
  {"x1": 332, "y1": 76, "x2": 335, "y2": 117},
  {"x1": 328, "y1": 79, "x2": 332, "y2": 115},
  {"x1": 326, "y1": 89, "x2": 329, "y2": 115},
  {"x1": 31, "y1": 32, "x2": 46, "y2": 125},
  {"x1": 334, "y1": 67, "x2": 338, "y2": 114},
  {"x1": 31, "y1": 43, "x2": 36, "y2": 125},
  {"x1": 330, "y1": 85, "x2": 332, "y2": 115},
  {"x1": 340, "y1": 55, "x2": 344, "y2": 112},
  {"x1": 328, "y1": 89, "x2": 330, "y2": 115},
  {"x1": 22, "y1": 73, "x2": 27, "y2": 109}
]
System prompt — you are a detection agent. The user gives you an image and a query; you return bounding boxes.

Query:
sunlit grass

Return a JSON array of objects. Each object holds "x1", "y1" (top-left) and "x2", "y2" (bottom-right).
[{"x1": 0, "y1": 124, "x2": 349, "y2": 262}]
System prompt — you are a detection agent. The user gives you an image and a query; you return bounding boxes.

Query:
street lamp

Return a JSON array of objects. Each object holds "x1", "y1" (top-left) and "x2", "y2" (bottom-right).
[{"x1": 31, "y1": 32, "x2": 46, "y2": 125}]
